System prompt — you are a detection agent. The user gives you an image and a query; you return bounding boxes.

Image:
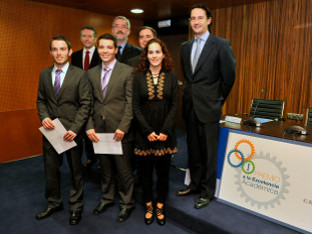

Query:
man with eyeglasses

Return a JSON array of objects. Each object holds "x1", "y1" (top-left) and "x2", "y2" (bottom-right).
[
  {"x1": 111, "y1": 16, "x2": 141, "y2": 64},
  {"x1": 177, "y1": 4, "x2": 236, "y2": 209},
  {"x1": 71, "y1": 25, "x2": 101, "y2": 168}
]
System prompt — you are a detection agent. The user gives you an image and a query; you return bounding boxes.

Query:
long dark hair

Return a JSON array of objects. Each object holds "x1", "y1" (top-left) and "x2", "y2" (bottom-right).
[{"x1": 135, "y1": 38, "x2": 174, "y2": 74}]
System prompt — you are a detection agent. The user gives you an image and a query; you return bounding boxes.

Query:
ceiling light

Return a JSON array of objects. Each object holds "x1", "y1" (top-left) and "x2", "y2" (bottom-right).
[{"x1": 131, "y1": 9, "x2": 144, "y2": 14}]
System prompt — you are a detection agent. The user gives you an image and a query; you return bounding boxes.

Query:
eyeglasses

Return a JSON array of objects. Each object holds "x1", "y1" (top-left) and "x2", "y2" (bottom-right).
[
  {"x1": 112, "y1": 25, "x2": 128, "y2": 29},
  {"x1": 189, "y1": 16, "x2": 207, "y2": 22}
]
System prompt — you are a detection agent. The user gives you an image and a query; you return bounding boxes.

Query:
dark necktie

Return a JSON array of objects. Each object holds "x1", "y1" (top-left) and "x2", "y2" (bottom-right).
[
  {"x1": 54, "y1": 69, "x2": 62, "y2": 96},
  {"x1": 101, "y1": 67, "x2": 111, "y2": 97},
  {"x1": 116, "y1": 46, "x2": 122, "y2": 61},
  {"x1": 84, "y1": 50, "x2": 90, "y2": 71}
]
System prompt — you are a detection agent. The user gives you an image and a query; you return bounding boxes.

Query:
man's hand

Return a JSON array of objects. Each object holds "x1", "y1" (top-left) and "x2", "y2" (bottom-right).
[
  {"x1": 157, "y1": 133, "x2": 168, "y2": 141},
  {"x1": 42, "y1": 118, "x2": 55, "y2": 129},
  {"x1": 113, "y1": 129, "x2": 125, "y2": 142},
  {"x1": 86, "y1": 129, "x2": 100, "y2": 142},
  {"x1": 147, "y1": 132, "x2": 159, "y2": 142},
  {"x1": 63, "y1": 131, "x2": 76, "y2": 142}
]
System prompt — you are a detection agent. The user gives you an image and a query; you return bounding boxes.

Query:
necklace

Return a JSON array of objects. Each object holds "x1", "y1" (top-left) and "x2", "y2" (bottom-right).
[{"x1": 152, "y1": 73, "x2": 159, "y2": 85}]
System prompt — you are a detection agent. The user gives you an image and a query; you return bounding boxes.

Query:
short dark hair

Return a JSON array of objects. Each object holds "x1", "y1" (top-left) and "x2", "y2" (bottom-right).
[
  {"x1": 190, "y1": 4, "x2": 212, "y2": 18},
  {"x1": 97, "y1": 33, "x2": 117, "y2": 48},
  {"x1": 138, "y1": 26, "x2": 157, "y2": 38},
  {"x1": 80, "y1": 25, "x2": 97, "y2": 37},
  {"x1": 49, "y1": 34, "x2": 71, "y2": 50}
]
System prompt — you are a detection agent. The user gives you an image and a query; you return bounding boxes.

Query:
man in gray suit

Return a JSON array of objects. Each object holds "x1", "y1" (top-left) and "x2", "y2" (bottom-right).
[
  {"x1": 36, "y1": 35, "x2": 92, "y2": 225},
  {"x1": 86, "y1": 33, "x2": 134, "y2": 222},
  {"x1": 177, "y1": 4, "x2": 236, "y2": 209}
]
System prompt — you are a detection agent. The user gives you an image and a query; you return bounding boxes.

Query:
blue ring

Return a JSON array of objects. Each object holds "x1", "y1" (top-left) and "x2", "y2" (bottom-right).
[{"x1": 227, "y1": 149, "x2": 245, "y2": 168}]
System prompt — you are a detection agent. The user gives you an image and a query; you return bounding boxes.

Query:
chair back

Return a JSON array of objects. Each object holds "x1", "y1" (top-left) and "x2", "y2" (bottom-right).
[
  {"x1": 306, "y1": 108, "x2": 312, "y2": 124},
  {"x1": 249, "y1": 99, "x2": 284, "y2": 120}
]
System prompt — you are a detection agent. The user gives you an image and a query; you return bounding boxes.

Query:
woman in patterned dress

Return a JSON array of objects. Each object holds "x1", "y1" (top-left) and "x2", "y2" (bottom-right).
[{"x1": 132, "y1": 38, "x2": 178, "y2": 225}]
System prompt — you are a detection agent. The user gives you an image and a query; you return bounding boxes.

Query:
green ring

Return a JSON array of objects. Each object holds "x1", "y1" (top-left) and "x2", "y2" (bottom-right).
[{"x1": 241, "y1": 160, "x2": 255, "y2": 174}]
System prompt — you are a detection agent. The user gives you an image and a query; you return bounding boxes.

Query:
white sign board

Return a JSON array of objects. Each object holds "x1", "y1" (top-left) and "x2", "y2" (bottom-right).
[{"x1": 219, "y1": 131, "x2": 312, "y2": 232}]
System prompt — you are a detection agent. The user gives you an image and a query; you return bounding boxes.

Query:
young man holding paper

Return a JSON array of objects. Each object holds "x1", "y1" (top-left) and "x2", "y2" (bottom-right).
[{"x1": 36, "y1": 35, "x2": 92, "y2": 225}]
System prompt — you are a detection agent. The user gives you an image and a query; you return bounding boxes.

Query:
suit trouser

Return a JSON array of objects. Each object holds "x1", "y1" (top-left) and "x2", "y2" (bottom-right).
[
  {"x1": 83, "y1": 131, "x2": 96, "y2": 162},
  {"x1": 43, "y1": 137, "x2": 84, "y2": 211},
  {"x1": 185, "y1": 109, "x2": 219, "y2": 199},
  {"x1": 98, "y1": 142, "x2": 134, "y2": 209},
  {"x1": 139, "y1": 155, "x2": 171, "y2": 203}
]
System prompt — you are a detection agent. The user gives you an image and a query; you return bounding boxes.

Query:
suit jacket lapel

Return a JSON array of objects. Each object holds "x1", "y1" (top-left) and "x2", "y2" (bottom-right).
[
  {"x1": 46, "y1": 66, "x2": 58, "y2": 100},
  {"x1": 90, "y1": 49, "x2": 99, "y2": 67},
  {"x1": 77, "y1": 50, "x2": 83, "y2": 68},
  {"x1": 193, "y1": 35, "x2": 215, "y2": 75},
  {"x1": 186, "y1": 40, "x2": 194, "y2": 79},
  {"x1": 92, "y1": 65, "x2": 104, "y2": 103}
]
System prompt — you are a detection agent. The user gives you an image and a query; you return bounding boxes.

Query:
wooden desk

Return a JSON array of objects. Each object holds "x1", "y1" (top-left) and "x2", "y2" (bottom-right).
[{"x1": 219, "y1": 115, "x2": 312, "y2": 143}]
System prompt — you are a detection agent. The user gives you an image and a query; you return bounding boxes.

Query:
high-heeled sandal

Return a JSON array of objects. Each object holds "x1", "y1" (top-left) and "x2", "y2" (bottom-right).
[
  {"x1": 145, "y1": 202, "x2": 153, "y2": 225},
  {"x1": 155, "y1": 203, "x2": 166, "y2": 225}
]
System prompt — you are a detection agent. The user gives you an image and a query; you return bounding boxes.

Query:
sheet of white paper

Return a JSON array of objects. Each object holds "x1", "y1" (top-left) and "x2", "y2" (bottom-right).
[
  {"x1": 92, "y1": 133, "x2": 123, "y2": 155},
  {"x1": 39, "y1": 118, "x2": 77, "y2": 154}
]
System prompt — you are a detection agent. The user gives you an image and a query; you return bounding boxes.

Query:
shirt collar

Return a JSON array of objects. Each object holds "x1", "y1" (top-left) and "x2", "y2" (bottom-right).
[
  {"x1": 53, "y1": 62, "x2": 69, "y2": 73},
  {"x1": 102, "y1": 59, "x2": 117, "y2": 70},
  {"x1": 83, "y1": 46, "x2": 95, "y2": 54},
  {"x1": 194, "y1": 30, "x2": 210, "y2": 42},
  {"x1": 118, "y1": 42, "x2": 127, "y2": 51}
]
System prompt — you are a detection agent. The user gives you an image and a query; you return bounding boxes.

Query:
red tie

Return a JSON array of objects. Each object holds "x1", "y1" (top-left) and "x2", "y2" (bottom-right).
[{"x1": 84, "y1": 51, "x2": 90, "y2": 71}]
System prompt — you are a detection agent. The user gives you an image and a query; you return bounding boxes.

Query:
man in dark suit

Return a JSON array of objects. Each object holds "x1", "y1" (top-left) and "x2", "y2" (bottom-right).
[
  {"x1": 177, "y1": 4, "x2": 236, "y2": 209},
  {"x1": 127, "y1": 26, "x2": 157, "y2": 68},
  {"x1": 71, "y1": 25, "x2": 100, "y2": 168},
  {"x1": 111, "y1": 16, "x2": 141, "y2": 64},
  {"x1": 36, "y1": 35, "x2": 92, "y2": 224},
  {"x1": 86, "y1": 33, "x2": 134, "y2": 222},
  {"x1": 71, "y1": 25, "x2": 100, "y2": 71}
]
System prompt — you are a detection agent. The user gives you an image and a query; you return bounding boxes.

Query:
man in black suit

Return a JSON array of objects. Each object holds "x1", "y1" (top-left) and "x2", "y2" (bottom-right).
[
  {"x1": 71, "y1": 25, "x2": 100, "y2": 167},
  {"x1": 36, "y1": 35, "x2": 92, "y2": 224},
  {"x1": 127, "y1": 26, "x2": 157, "y2": 68},
  {"x1": 111, "y1": 16, "x2": 141, "y2": 64},
  {"x1": 177, "y1": 4, "x2": 236, "y2": 209}
]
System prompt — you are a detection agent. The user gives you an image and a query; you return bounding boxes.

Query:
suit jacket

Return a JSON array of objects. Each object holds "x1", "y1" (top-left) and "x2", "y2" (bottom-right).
[
  {"x1": 117, "y1": 42, "x2": 141, "y2": 64},
  {"x1": 86, "y1": 61, "x2": 133, "y2": 142},
  {"x1": 37, "y1": 64, "x2": 92, "y2": 139},
  {"x1": 71, "y1": 48, "x2": 101, "y2": 70},
  {"x1": 126, "y1": 55, "x2": 140, "y2": 68},
  {"x1": 180, "y1": 34, "x2": 236, "y2": 123}
]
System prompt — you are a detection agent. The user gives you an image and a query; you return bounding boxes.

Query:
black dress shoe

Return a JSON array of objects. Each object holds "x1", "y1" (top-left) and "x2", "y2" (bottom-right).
[
  {"x1": 93, "y1": 202, "x2": 114, "y2": 215},
  {"x1": 69, "y1": 210, "x2": 81, "y2": 225},
  {"x1": 176, "y1": 187, "x2": 198, "y2": 196},
  {"x1": 35, "y1": 204, "x2": 63, "y2": 220},
  {"x1": 194, "y1": 197, "x2": 211, "y2": 209},
  {"x1": 117, "y1": 207, "x2": 133, "y2": 222}
]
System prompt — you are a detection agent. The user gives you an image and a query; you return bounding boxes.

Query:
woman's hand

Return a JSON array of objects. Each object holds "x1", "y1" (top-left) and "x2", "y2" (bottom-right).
[
  {"x1": 147, "y1": 132, "x2": 159, "y2": 142},
  {"x1": 157, "y1": 133, "x2": 168, "y2": 141}
]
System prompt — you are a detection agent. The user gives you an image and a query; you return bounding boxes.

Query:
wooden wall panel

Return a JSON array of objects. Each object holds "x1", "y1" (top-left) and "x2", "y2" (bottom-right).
[
  {"x1": 210, "y1": 0, "x2": 312, "y2": 119},
  {"x1": 0, "y1": 110, "x2": 42, "y2": 163},
  {"x1": 0, "y1": 0, "x2": 142, "y2": 162},
  {"x1": 0, "y1": 0, "x2": 142, "y2": 113}
]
